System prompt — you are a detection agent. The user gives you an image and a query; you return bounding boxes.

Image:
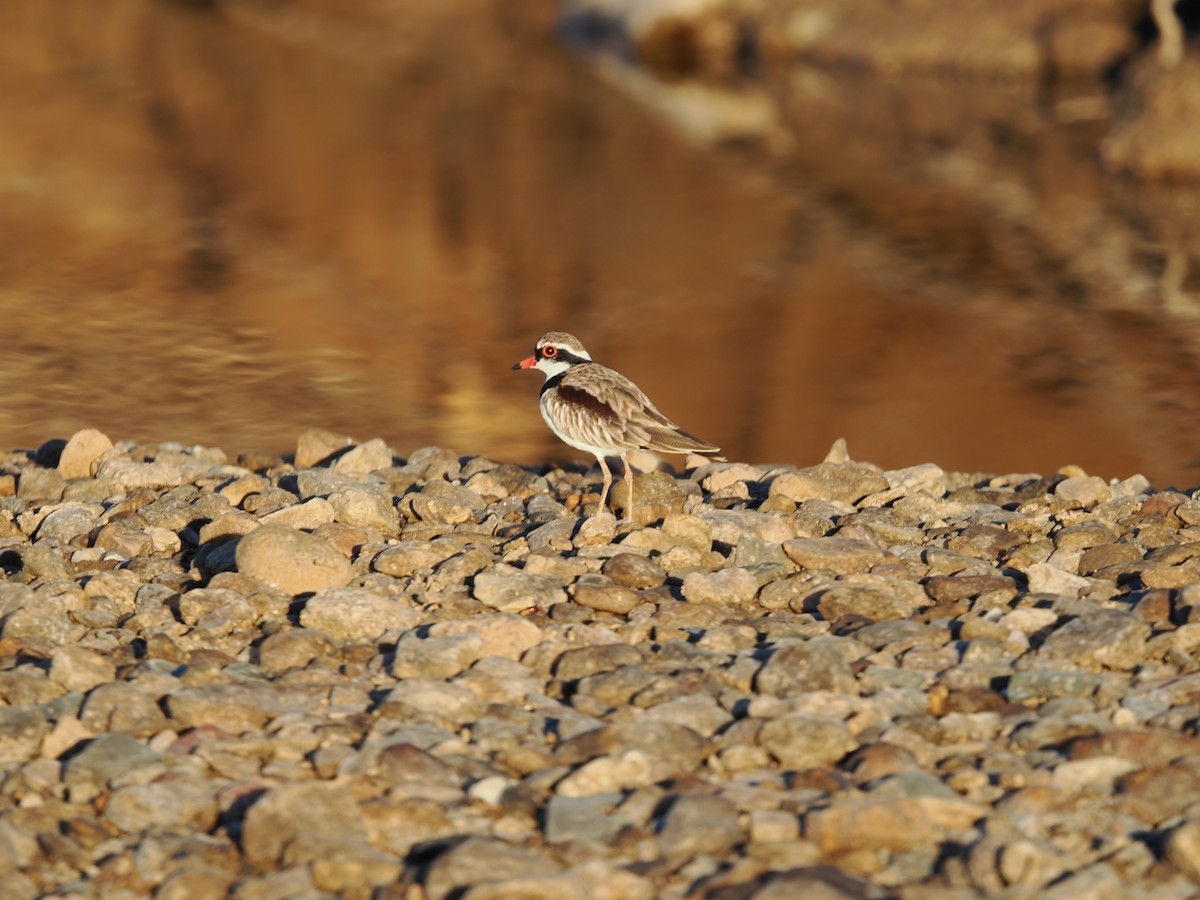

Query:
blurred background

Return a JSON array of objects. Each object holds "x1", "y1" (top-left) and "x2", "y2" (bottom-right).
[{"x1": 2, "y1": 0, "x2": 1200, "y2": 487}]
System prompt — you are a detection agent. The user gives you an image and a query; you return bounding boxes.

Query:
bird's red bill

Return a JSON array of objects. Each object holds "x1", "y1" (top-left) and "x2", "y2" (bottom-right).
[{"x1": 514, "y1": 355, "x2": 538, "y2": 370}]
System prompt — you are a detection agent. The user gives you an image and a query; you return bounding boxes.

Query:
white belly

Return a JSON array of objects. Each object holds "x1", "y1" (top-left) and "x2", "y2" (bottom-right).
[{"x1": 539, "y1": 391, "x2": 614, "y2": 459}]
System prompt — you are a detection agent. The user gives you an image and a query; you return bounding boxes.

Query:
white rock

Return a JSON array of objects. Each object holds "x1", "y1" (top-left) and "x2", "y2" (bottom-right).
[
  {"x1": 1050, "y1": 757, "x2": 1139, "y2": 792},
  {"x1": 301, "y1": 588, "x2": 420, "y2": 642},
  {"x1": 1000, "y1": 608, "x2": 1058, "y2": 633},
  {"x1": 261, "y1": 497, "x2": 336, "y2": 530},
  {"x1": 1026, "y1": 562, "x2": 1091, "y2": 597},
  {"x1": 681, "y1": 568, "x2": 759, "y2": 606},
  {"x1": 556, "y1": 750, "x2": 652, "y2": 797},
  {"x1": 473, "y1": 568, "x2": 567, "y2": 612}
]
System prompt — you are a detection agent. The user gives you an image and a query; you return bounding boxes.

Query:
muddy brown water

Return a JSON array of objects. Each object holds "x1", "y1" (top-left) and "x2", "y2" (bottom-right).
[{"x1": 2, "y1": 0, "x2": 1199, "y2": 489}]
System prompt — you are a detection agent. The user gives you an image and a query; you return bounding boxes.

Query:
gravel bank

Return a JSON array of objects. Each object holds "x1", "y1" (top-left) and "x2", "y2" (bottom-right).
[{"x1": 1, "y1": 429, "x2": 1199, "y2": 898}]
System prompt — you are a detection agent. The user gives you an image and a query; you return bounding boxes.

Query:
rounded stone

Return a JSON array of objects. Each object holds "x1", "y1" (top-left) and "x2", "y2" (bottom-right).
[
  {"x1": 572, "y1": 576, "x2": 640, "y2": 614},
  {"x1": 49, "y1": 646, "x2": 116, "y2": 693},
  {"x1": 241, "y1": 781, "x2": 368, "y2": 871},
  {"x1": 235, "y1": 524, "x2": 353, "y2": 594},
  {"x1": 58, "y1": 429, "x2": 114, "y2": 480},
  {"x1": 300, "y1": 587, "x2": 420, "y2": 642},
  {"x1": 254, "y1": 628, "x2": 334, "y2": 671},
  {"x1": 601, "y1": 553, "x2": 665, "y2": 589}
]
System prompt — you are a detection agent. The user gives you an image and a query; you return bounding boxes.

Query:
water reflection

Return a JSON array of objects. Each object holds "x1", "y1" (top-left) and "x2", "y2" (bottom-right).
[{"x1": 1, "y1": 0, "x2": 1198, "y2": 488}]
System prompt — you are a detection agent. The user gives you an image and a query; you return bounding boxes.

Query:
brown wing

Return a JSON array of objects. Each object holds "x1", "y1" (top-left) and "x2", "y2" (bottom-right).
[{"x1": 549, "y1": 364, "x2": 722, "y2": 456}]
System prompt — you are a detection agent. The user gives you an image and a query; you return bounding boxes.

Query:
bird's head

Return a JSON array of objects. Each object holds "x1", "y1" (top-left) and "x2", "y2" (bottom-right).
[{"x1": 513, "y1": 332, "x2": 592, "y2": 378}]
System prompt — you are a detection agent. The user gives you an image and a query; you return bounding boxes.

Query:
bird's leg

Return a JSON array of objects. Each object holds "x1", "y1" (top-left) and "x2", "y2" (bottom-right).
[
  {"x1": 623, "y1": 454, "x2": 633, "y2": 523},
  {"x1": 596, "y1": 456, "x2": 612, "y2": 516}
]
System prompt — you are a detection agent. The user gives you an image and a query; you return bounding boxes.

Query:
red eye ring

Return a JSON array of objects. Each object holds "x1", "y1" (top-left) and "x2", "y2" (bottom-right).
[{"x1": 542, "y1": 346, "x2": 558, "y2": 358}]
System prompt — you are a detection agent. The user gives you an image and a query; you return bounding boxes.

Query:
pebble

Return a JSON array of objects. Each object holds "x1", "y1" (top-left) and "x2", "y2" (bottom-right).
[
  {"x1": 806, "y1": 796, "x2": 986, "y2": 854},
  {"x1": 1038, "y1": 611, "x2": 1152, "y2": 671},
  {"x1": 234, "y1": 523, "x2": 354, "y2": 594},
  {"x1": 240, "y1": 781, "x2": 366, "y2": 870},
  {"x1": 61, "y1": 732, "x2": 159, "y2": 786},
  {"x1": 57, "y1": 428, "x2": 114, "y2": 480},
  {"x1": 659, "y1": 792, "x2": 742, "y2": 859},
  {"x1": 299, "y1": 586, "x2": 419, "y2": 641},
  {"x1": 331, "y1": 437, "x2": 393, "y2": 474},
  {"x1": 756, "y1": 637, "x2": 860, "y2": 695},
  {"x1": 49, "y1": 645, "x2": 116, "y2": 693},
  {"x1": 294, "y1": 428, "x2": 355, "y2": 468},
  {"x1": 555, "y1": 749, "x2": 652, "y2": 797},
  {"x1": 423, "y1": 837, "x2": 563, "y2": 900},
  {"x1": 0, "y1": 437, "x2": 1195, "y2": 896},
  {"x1": 760, "y1": 714, "x2": 857, "y2": 768},
  {"x1": 472, "y1": 567, "x2": 567, "y2": 611},
  {"x1": 680, "y1": 567, "x2": 760, "y2": 606},
  {"x1": 783, "y1": 536, "x2": 883, "y2": 573}
]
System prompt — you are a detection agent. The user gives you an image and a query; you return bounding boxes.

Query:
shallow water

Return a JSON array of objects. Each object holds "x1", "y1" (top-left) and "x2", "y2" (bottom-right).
[{"x1": 2, "y1": 0, "x2": 1199, "y2": 488}]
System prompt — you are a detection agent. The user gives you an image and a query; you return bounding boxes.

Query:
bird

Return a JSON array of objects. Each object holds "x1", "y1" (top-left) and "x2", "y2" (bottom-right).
[{"x1": 513, "y1": 331, "x2": 724, "y2": 520}]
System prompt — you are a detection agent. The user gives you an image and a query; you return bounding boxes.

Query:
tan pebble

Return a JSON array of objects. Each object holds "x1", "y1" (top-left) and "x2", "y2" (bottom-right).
[
  {"x1": 58, "y1": 428, "x2": 114, "y2": 480},
  {"x1": 1167, "y1": 822, "x2": 1200, "y2": 883},
  {"x1": 40, "y1": 716, "x2": 94, "y2": 760}
]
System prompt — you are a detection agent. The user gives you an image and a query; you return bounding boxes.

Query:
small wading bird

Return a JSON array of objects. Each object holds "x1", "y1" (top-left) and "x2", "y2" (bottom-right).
[{"x1": 513, "y1": 331, "x2": 724, "y2": 520}]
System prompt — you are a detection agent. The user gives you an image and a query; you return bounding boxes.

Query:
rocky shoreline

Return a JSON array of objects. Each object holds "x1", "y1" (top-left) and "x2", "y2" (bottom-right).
[{"x1": 1, "y1": 429, "x2": 1199, "y2": 897}]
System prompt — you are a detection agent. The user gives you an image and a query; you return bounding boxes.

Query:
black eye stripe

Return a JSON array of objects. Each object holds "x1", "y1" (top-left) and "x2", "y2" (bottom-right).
[{"x1": 539, "y1": 347, "x2": 588, "y2": 365}]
